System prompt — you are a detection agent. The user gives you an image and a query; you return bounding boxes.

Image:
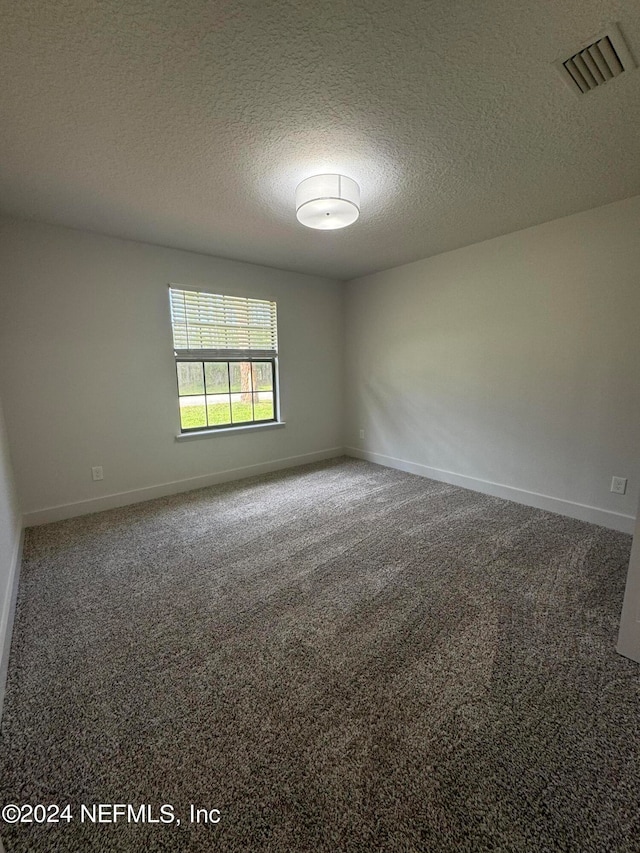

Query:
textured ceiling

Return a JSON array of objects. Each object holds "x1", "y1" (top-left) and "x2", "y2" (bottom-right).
[{"x1": 1, "y1": 0, "x2": 640, "y2": 280}]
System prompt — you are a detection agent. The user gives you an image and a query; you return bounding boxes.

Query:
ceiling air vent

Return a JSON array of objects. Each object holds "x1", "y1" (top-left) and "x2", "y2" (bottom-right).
[{"x1": 554, "y1": 23, "x2": 637, "y2": 95}]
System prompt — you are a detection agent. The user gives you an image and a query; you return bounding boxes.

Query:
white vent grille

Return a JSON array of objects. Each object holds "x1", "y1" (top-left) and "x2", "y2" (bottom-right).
[{"x1": 555, "y1": 24, "x2": 637, "y2": 95}]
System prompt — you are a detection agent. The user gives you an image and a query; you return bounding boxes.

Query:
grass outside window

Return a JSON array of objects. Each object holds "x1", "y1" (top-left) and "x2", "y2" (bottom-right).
[{"x1": 176, "y1": 359, "x2": 277, "y2": 432}]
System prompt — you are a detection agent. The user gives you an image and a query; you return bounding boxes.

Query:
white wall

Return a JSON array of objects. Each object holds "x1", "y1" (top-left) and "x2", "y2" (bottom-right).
[
  {"x1": 345, "y1": 195, "x2": 640, "y2": 532},
  {"x1": 618, "y1": 502, "x2": 640, "y2": 663},
  {"x1": 0, "y1": 392, "x2": 22, "y2": 718},
  {"x1": 0, "y1": 219, "x2": 344, "y2": 522}
]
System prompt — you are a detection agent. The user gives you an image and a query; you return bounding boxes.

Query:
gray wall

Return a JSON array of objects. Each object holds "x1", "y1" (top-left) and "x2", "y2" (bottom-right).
[
  {"x1": 0, "y1": 393, "x2": 21, "y2": 717},
  {"x1": 345, "y1": 195, "x2": 640, "y2": 532},
  {"x1": 0, "y1": 219, "x2": 344, "y2": 522}
]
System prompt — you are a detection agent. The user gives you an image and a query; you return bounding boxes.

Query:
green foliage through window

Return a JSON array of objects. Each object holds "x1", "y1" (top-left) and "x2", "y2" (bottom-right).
[{"x1": 176, "y1": 360, "x2": 276, "y2": 431}]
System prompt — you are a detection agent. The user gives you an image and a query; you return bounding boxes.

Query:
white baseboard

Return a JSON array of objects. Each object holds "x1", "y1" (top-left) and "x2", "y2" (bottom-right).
[
  {"x1": 346, "y1": 447, "x2": 635, "y2": 534},
  {"x1": 24, "y1": 447, "x2": 345, "y2": 527},
  {"x1": 0, "y1": 525, "x2": 24, "y2": 722}
]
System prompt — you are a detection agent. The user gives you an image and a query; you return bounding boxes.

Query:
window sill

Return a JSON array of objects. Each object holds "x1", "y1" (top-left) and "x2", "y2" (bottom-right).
[{"x1": 175, "y1": 421, "x2": 286, "y2": 441}]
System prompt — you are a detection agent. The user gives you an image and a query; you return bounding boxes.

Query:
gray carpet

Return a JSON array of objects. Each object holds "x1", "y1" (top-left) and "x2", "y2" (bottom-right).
[{"x1": 1, "y1": 457, "x2": 638, "y2": 852}]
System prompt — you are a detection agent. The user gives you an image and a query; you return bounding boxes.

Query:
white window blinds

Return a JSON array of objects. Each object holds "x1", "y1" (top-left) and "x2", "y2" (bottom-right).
[{"x1": 169, "y1": 287, "x2": 278, "y2": 360}]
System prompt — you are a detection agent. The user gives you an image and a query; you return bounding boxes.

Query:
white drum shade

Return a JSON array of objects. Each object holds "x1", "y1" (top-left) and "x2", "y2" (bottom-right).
[{"x1": 295, "y1": 174, "x2": 360, "y2": 230}]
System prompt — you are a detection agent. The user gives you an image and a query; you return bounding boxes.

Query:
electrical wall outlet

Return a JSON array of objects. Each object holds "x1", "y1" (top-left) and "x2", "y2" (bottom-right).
[
  {"x1": 611, "y1": 476, "x2": 627, "y2": 495},
  {"x1": 91, "y1": 466, "x2": 104, "y2": 481},
  {"x1": 359, "y1": 429, "x2": 365, "y2": 439}
]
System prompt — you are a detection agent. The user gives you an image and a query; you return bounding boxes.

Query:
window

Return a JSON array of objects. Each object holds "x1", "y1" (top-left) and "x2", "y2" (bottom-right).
[{"x1": 169, "y1": 287, "x2": 279, "y2": 433}]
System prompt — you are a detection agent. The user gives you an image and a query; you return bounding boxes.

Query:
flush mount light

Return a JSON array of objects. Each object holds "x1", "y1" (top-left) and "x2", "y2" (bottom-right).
[{"x1": 295, "y1": 174, "x2": 360, "y2": 230}]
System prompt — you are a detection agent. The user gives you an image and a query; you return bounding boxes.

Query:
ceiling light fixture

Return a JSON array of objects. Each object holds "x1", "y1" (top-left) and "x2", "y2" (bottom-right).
[{"x1": 295, "y1": 174, "x2": 360, "y2": 230}]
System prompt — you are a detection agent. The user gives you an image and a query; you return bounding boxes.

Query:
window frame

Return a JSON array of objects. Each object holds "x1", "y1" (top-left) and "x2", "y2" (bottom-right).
[
  {"x1": 174, "y1": 356, "x2": 279, "y2": 433},
  {"x1": 168, "y1": 285, "x2": 281, "y2": 436}
]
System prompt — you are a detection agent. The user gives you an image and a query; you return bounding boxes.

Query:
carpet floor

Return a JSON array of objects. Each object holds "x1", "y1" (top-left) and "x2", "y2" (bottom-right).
[{"x1": 0, "y1": 457, "x2": 638, "y2": 852}]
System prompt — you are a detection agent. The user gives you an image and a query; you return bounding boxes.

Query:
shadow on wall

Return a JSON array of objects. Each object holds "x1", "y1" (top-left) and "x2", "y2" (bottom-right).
[
  {"x1": 352, "y1": 318, "x2": 613, "y2": 498},
  {"x1": 354, "y1": 333, "x2": 526, "y2": 484}
]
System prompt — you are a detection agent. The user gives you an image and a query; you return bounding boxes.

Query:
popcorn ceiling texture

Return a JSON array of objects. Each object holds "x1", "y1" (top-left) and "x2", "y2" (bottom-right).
[
  {"x1": 0, "y1": 458, "x2": 638, "y2": 852},
  {"x1": 1, "y1": 0, "x2": 640, "y2": 278}
]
